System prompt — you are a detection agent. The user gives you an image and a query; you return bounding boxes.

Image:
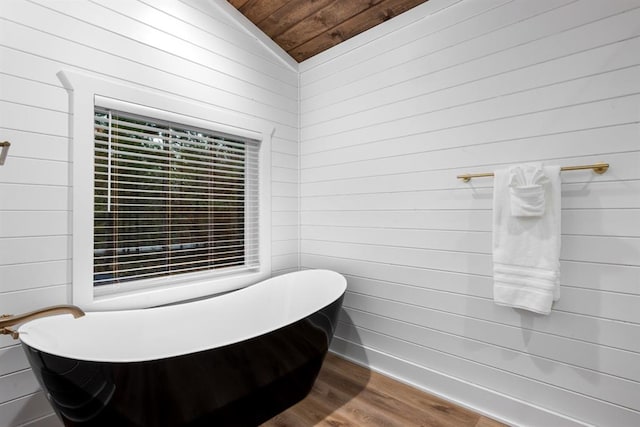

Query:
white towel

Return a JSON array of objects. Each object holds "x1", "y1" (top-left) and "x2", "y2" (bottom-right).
[
  {"x1": 508, "y1": 163, "x2": 549, "y2": 217},
  {"x1": 492, "y1": 163, "x2": 561, "y2": 315}
]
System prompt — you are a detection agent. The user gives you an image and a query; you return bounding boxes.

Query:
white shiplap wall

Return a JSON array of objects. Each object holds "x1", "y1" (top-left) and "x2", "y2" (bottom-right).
[
  {"x1": 300, "y1": 0, "x2": 640, "y2": 426},
  {"x1": 3, "y1": 0, "x2": 640, "y2": 426},
  {"x1": 0, "y1": 1, "x2": 298, "y2": 426}
]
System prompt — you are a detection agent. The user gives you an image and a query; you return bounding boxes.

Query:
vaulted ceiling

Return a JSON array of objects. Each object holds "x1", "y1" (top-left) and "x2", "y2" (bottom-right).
[{"x1": 227, "y1": 0, "x2": 430, "y2": 63}]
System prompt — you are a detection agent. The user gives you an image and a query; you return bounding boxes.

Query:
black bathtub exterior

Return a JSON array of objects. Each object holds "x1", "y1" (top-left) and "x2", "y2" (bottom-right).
[{"x1": 22, "y1": 293, "x2": 344, "y2": 427}]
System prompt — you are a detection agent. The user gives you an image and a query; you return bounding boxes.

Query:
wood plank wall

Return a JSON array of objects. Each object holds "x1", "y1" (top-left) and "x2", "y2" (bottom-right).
[
  {"x1": 299, "y1": 0, "x2": 640, "y2": 425},
  {"x1": 0, "y1": 1, "x2": 298, "y2": 426}
]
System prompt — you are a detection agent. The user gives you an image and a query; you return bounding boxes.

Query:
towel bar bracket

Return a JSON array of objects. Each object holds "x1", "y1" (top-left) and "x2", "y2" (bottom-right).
[
  {"x1": 0, "y1": 141, "x2": 10, "y2": 166},
  {"x1": 592, "y1": 163, "x2": 609, "y2": 174}
]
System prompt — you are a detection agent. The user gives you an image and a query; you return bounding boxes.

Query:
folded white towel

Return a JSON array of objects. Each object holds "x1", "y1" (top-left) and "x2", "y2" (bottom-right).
[
  {"x1": 508, "y1": 163, "x2": 549, "y2": 217},
  {"x1": 493, "y1": 163, "x2": 561, "y2": 314}
]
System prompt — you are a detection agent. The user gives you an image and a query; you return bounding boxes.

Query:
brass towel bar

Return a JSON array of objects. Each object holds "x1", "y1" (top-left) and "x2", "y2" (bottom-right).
[
  {"x1": 457, "y1": 162, "x2": 609, "y2": 182},
  {"x1": 0, "y1": 141, "x2": 9, "y2": 165}
]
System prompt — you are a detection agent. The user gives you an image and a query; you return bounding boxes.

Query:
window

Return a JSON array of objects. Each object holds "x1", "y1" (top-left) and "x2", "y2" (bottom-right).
[
  {"x1": 59, "y1": 71, "x2": 271, "y2": 310},
  {"x1": 93, "y1": 107, "x2": 259, "y2": 288}
]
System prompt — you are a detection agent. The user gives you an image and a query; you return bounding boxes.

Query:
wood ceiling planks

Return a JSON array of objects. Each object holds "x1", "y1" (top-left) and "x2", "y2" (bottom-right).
[{"x1": 228, "y1": 0, "x2": 429, "y2": 62}]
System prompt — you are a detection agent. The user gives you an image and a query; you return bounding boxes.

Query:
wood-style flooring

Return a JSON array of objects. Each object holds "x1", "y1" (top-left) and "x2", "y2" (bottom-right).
[{"x1": 262, "y1": 352, "x2": 507, "y2": 427}]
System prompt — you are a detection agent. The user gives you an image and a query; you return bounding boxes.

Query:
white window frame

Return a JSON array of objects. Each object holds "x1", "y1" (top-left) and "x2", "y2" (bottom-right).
[{"x1": 59, "y1": 70, "x2": 272, "y2": 311}]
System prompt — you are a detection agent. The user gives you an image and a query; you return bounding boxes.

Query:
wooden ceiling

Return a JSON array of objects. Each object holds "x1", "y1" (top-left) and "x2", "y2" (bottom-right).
[{"x1": 228, "y1": 0, "x2": 430, "y2": 63}]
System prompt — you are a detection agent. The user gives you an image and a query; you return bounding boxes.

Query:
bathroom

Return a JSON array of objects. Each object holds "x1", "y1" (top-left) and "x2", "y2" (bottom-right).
[{"x1": 1, "y1": 0, "x2": 639, "y2": 426}]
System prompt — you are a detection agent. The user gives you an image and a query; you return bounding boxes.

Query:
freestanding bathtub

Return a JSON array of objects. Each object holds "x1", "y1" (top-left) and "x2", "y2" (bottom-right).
[{"x1": 18, "y1": 269, "x2": 346, "y2": 427}]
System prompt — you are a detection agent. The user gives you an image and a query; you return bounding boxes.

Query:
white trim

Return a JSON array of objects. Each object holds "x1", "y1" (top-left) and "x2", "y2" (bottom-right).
[
  {"x1": 58, "y1": 70, "x2": 272, "y2": 311},
  {"x1": 206, "y1": 0, "x2": 299, "y2": 72}
]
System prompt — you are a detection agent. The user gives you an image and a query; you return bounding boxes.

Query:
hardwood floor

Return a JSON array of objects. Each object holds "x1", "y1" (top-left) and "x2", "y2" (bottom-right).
[{"x1": 262, "y1": 353, "x2": 507, "y2": 427}]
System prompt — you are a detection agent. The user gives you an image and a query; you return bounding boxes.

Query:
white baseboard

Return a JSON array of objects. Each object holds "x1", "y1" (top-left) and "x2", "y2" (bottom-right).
[{"x1": 330, "y1": 338, "x2": 591, "y2": 427}]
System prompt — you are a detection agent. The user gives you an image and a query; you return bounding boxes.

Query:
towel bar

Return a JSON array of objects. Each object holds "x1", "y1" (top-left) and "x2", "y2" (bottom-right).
[{"x1": 457, "y1": 162, "x2": 609, "y2": 182}]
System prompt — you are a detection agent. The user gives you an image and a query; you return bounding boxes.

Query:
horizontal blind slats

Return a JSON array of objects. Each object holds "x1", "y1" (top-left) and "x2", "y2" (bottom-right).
[
  {"x1": 94, "y1": 131, "x2": 250, "y2": 161},
  {"x1": 95, "y1": 245, "x2": 251, "y2": 263},
  {"x1": 95, "y1": 177, "x2": 255, "y2": 190},
  {"x1": 95, "y1": 252, "x2": 256, "y2": 272},
  {"x1": 95, "y1": 236, "x2": 258, "y2": 249},
  {"x1": 94, "y1": 261, "x2": 259, "y2": 286},
  {"x1": 95, "y1": 150, "x2": 249, "y2": 176},
  {"x1": 93, "y1": 226, "x2": 259, "y2": 233},
  {"x1": 94, "y1": 211, "x2": 259, "y2": 217},
  {"x1": 94, "y1": 143, "x2": 249, "y2": 167},
  {"x1": 94, "y1": 229, "x2": 258, "y2": 237},
  {"x1": 95, "y1": 111, "x2": 257, "y2": 152},
  {"x1": 94, "y1": 106, "x2": 260, "y2": 288},
  {"x1": 94, "y1": 136, "x2": 249, "y2": 161}
]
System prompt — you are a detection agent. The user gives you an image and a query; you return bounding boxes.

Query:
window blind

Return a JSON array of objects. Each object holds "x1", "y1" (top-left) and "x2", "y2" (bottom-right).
[{"x1": 93, "y1": 107, "x2": 260, "y2": 287}]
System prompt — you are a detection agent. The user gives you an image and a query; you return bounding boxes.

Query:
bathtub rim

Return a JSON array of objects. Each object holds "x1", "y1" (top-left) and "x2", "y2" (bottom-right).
[{"x1": 18, "y1": 269, "x2": 346, "y2": 363}]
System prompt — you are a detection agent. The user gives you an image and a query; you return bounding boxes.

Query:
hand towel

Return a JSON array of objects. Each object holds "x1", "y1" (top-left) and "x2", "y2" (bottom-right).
[
  {"x1": 492, "y1": 163, "x2": 561, "y2": 315},
  {"x1": 508, "y1": 163, "x2": 549, "y2": 217}
]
